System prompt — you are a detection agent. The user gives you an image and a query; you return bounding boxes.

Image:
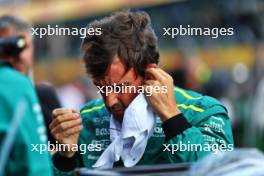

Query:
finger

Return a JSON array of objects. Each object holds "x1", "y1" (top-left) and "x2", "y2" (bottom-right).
[
  {"x1": 156, "y1": 68, "x2": 174, "y2": 90},
  {"x1": 144, "y1": 80, "x2": 159, "y2": 86},
  {"x1": 149, "y1": 68, "x2": 173, "y2": 81},
  {"x1": 51, "y1": 118, "x2": 82, "y2": 134},
  {"x1": 143, "y1": 84, "x2": 154, "y2": 96},
  {"x1": 49, "y1": 113, "x2": 80, "y2": 130},
  {"x1": 153, "y1": 68, "x2": 172, "y2": 82},
  {"x1": 52, "y1": 108, "x2": 77, "y2": 118},
  {"x1": 63, "y1": 125, "x2": 83, "y2": 137},
  {"x1": 157, "y1": 68, "x2": 170, "y2": 78},
  {"x1": 52, "y1": 117, "x2": 82, "y2": 134},
  {"x1": 145, "y1": 68, "x2": 164, "y2": 81}
]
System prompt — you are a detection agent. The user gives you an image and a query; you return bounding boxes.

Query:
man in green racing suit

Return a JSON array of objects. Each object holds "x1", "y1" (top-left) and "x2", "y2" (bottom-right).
[{"x1": 50, "y1": 10, "x2": 234, "y2": 176}]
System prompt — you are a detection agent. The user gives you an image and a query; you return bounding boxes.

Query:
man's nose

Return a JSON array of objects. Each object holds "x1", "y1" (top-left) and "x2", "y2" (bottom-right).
[{"x1": 104, "y1": 92, "x2": 118, "y2": 108}]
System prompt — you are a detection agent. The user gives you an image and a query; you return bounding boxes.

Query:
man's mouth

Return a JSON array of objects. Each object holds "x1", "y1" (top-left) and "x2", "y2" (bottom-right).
[
  {"x1": 112, "y1": 108, "x2": 124, "y2": 114},
  {"x1": 110, "y1": 103, "x2": 125, "y2": 114},
  {"x1": 106, "y1": 106, "x2": 121, "y2": 114}
]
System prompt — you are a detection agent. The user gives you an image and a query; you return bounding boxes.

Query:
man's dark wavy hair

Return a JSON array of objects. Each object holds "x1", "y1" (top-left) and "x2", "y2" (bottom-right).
[{"x1": 81, "y1": 10, "x2": 159, "y2": 79}]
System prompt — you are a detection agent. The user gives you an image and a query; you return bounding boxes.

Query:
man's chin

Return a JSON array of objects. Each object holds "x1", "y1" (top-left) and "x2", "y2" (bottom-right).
[{"x1": 112, "y1": 111, "x2": 124, "y2": 122}]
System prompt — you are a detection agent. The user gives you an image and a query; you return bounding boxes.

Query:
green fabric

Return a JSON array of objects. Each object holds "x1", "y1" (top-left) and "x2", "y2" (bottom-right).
[
  {"x1": 53, "y1": 87, "x2": 234, "y2": 175},
  {"x1": 0, "y1": 62, "x2": 53, "y2": 176}
]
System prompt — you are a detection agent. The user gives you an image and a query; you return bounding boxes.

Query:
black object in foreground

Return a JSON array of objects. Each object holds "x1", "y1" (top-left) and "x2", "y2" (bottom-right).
[
  {"x1": 74, "y1": 163, "x2": 191, "y2": 176},
  {"x1": 0, "y1": 36, "x2": 26, "y2": 57}
]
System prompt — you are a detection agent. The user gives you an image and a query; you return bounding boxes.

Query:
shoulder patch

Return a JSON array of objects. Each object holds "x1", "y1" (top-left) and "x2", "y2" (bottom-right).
[
  {"x1": 174, "y1": 87, "x2": 202, "y2": 100},
  {"x1": 80, "y1": 98, "x2": 109, "y2": 118}
]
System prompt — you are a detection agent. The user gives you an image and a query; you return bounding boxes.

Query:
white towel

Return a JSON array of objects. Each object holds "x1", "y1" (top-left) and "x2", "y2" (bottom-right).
[{"x1": 93, "y1": 93, "x2": 156, "y2": 169}]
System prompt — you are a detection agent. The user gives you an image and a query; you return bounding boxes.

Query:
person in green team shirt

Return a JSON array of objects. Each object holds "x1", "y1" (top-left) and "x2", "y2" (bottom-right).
[
  {"x1": 0, "y1": 15, "x2": 53, "y2": 176},
  {"x1": 49, "y1": 10, "x2": 234, "y2": 175}
]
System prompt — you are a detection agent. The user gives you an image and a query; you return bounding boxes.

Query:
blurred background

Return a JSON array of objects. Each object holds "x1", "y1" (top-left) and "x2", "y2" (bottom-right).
[{"x1": 1, "y1": 0, "x2": 264, "y2": 151}]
